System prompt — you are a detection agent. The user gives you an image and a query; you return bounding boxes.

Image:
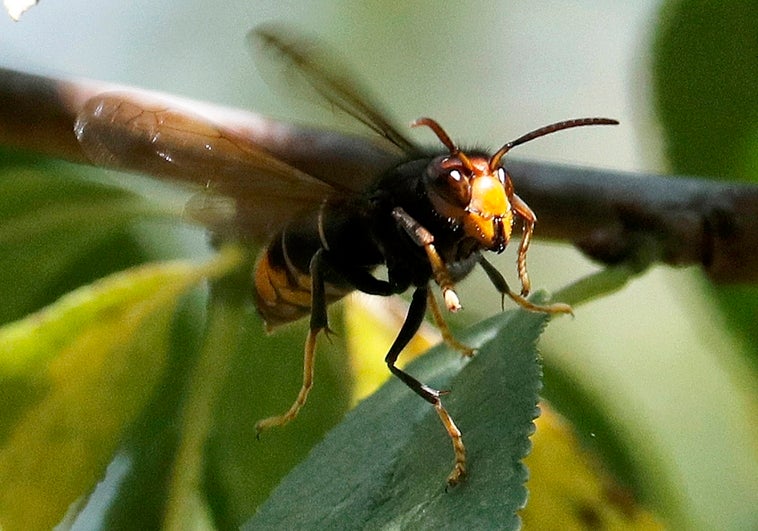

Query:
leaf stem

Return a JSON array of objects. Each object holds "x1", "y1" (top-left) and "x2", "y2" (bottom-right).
[{"x1": 163, "y1": 254, "x2": 248, "y2": 531}]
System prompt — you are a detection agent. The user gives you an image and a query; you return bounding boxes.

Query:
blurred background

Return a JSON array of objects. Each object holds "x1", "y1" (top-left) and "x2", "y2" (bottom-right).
[{"x1": 1, "y1": 1, "x2": 756, "y2": 529}]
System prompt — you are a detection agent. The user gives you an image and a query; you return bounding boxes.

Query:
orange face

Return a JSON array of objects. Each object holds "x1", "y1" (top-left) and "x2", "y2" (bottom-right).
[{"x1": 425, "y1": 155, "x2": 513, "y2": 252}]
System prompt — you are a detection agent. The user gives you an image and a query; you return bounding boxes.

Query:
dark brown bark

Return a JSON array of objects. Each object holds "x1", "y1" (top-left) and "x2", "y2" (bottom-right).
[{"x1": 2, "y1": 67, "x2": 757, "y2": 283}]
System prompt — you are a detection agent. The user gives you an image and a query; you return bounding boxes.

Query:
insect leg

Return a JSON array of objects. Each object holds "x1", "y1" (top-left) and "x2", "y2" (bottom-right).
[
  {"x1": 254, "y1": 248, "x2": 329, "y2": 434},
  {"x1": 391, "y1": 207, "x2": 461, "y2": 312},
  {"x1": 385, "y1": 285, "x2": 467, "y2": 485},
  {"x1": 510, "y1": 193, "x2": 536, "y2": 296},
  {"x1": 427, "y1": 290, "x2": 475, "y2": 357},
  {"x1": 329, "y1": 264, "x2": 398, "y2": 296},
  {"x1": 478, "y1": 255, "x2": 573, "y2": 315}
]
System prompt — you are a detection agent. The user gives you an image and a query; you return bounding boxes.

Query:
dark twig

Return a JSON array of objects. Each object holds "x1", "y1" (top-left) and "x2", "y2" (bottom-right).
[{"x1": 1, "y1": 67, "x2": 757, "y2": 283}]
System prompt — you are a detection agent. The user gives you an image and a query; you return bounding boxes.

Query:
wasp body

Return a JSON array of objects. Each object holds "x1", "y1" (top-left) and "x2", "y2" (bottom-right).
[
  {"x1": 253, "y1": 153, "x2": 484, "y2": 330},
  {"x1": 73, "y1": 27, "x2": 617, "y2": 486},
  {"x1": 251, "y1": 109, "x2": 614, "y2": 485}
]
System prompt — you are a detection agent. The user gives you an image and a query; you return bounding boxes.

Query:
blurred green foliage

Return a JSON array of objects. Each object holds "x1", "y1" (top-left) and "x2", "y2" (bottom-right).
[{"x1": 653, "y1": 0, "x2": 758, "y2": 368}]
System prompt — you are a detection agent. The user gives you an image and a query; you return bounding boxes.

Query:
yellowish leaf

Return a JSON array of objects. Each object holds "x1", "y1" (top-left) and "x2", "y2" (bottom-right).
[
  {"x1": 523, "y1": 405, "x2": 664, "y2": 530},
  {"x1": 0, "y1": 246, "x2": 243, "y2": 531}
]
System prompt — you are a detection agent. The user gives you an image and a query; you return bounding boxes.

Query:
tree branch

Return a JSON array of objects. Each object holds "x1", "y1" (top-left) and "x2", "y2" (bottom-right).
[{"x1": 1, "y1": 67, "x2": 757, "y2": 283}]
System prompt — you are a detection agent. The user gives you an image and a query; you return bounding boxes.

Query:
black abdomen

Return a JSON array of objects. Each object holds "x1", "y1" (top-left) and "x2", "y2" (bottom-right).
[{"x1": 253, "y1": 198, "x2": 382, "y2": 330}]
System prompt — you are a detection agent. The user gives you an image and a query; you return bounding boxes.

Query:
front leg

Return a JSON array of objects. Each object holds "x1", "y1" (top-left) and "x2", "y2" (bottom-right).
[
  {"x1": 391, "y1": 207, "x2": 461, "y2": 312},
  {"x1": 427, "y1": 289, "x2": 476, "y2": 357},
  {"x1": 510, "y1": 193, "x2": 536, "y2": 296},
  {"x1": 478, "y1": 255, "x2": 573, "y2": 315}
]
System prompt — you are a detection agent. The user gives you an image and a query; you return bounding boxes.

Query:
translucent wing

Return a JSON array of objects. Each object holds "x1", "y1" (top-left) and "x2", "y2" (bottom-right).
[
  {"x1": 74, "y1": 92, "x2": 336, "y2": 239},
  {"x1": 251, "y1": 25, "x2": 421, "y2": 162},
  {"x1": 74, "y1": 27, "x2": 420, "y2": 239}
]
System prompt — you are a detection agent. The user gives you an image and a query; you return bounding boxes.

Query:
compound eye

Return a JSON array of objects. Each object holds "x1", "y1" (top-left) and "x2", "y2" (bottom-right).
[
  {"x1": 438, "y1": 167, "x2": 471, "y2": 207},
  {"x1": 496, "y1": 167, "x2": 507, "y2": 184}
]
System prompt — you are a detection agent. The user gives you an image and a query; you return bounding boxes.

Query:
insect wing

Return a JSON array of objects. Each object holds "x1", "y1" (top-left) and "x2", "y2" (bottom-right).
[
  {"x1": 251, "y1": 26, "x2": 420, "y2": 170},
  {"x1": 227, "y1": 120, "x2": 404, "y2": 195},
  {"x1": 74, "y1": 92, "x2": 335, "y2": 239}
]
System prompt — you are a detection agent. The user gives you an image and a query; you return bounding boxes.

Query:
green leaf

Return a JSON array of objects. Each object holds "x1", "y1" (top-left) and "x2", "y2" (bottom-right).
[
  {"x1": 0, "y1": 247, "x2": 243, "y2": 531},
  {"x1": 653, "y1": 0, "x2": 758, "y2": 181},
  {"x1": 245, "y1": 297, "x2": 550, "y2": 529},
  {"x1": 0, "y1": 161, "x2": 174, "y2": 324},
  {"x1": 162, "y1": 288, "x2": 250, "y2": 531},
  {"x1": 204, "y1": 310, "x2": 353, "y2": 527}
]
